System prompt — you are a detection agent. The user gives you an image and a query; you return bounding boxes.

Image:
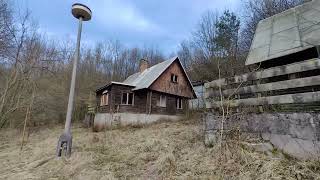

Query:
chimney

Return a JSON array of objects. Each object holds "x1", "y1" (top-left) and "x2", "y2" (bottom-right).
[{"x1": 139, "y1": 59, "x2": 148, "y2": 73}]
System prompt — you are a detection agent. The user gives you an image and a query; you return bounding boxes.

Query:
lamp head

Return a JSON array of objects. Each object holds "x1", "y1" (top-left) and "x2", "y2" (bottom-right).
[{"x1": 72, "y1": 3, "x2": 92, "y2": 21}]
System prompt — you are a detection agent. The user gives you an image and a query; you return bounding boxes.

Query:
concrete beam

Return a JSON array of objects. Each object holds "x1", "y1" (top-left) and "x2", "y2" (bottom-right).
[
  {"x1": 207, "y1": 91, "x2": 320, "y2": 108},
  {"x1": 205, "y1": 58, "x2": 320, "y2": 89},
  {"x1": 206, "y1": 74, "x2": 320, "y2": 97}
]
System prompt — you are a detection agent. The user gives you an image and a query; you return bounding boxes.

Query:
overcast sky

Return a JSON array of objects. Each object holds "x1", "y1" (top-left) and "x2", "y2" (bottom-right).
[{"x1": 19, "y1": 0, "x2": 241, "y2": 55}]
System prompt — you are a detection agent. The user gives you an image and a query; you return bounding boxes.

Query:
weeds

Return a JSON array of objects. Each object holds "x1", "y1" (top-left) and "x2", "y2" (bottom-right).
[{"x1": 1, "y1": 120, "x2": 320, "y2": 179}]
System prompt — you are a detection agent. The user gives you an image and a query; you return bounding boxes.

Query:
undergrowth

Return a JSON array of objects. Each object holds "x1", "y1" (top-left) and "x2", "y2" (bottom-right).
[{"x1": 0, "y1": 119, "x2": 320, "y2": 179}]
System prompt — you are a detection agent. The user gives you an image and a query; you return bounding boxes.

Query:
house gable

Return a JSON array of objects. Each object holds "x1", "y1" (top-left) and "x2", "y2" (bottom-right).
[{"x1": 149, "y1": 59, "x2": 195, "y2": 98}]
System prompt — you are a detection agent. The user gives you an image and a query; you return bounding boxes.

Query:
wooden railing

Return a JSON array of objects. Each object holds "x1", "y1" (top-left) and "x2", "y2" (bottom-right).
[{"x1": 204, "y1": 58, "x2": 320, "y2": 112}]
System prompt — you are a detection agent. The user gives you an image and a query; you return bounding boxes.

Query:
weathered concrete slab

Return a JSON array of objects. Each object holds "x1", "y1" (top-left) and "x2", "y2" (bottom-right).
[
  {"x1": 246, "y1": 0, "x2": 320, "y2": 65},
  {"x1": 270, "y1": 27, "x2": 301, "y2": 55},
  {"x1": 207, "y1": 90, "x2": 320, "y2": 108},
  {"x1": 207, "y1": 75, "x2": 320, "y2": 97},
  {"x1": 204, "y1": 112, "x2": 320, "y2": 159},
  {"x1": 205, "y1": 58, "x2": 320, "y2": 89}
]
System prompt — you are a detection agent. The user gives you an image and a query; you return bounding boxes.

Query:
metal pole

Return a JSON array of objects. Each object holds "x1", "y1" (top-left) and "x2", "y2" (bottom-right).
[
  {"x1": 64, "y1": 17, "x2": 83, "y2": 133},
  {"x1": 56, "y1": 17, "x2": 83, "y2": 158}
]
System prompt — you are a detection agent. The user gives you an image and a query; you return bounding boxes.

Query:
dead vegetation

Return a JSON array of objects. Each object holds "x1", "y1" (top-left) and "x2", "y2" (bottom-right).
[{"x1": 0, "y1": 119, "x2": 320, "y2": 179}]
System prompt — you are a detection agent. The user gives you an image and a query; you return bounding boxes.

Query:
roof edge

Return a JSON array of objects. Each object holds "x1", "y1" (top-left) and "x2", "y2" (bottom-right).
[
  {"x1": 96, "y1": 81, "x2": 135, "y2": 92},
  {"x1": 133, "y1": 56, "x2": 197, "y2": 98}
]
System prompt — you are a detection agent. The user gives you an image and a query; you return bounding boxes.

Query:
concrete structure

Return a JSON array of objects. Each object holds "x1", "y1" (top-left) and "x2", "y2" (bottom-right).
[
  {"x1": 95, "y1": 57, "x2": 196, "y2": 130},
  {"x1": 204, "y1": 113, "x2": 320, "y2": 159},
  {"x1": 94, "y1": 113, "x2": 181, "y2": 131},
  {"x1": 246, "y1": 0, "x2": 320, "y2": 66},
  {"x1": 204, "y1": 0, "x2": 320, "y2": 159},
  {"x1": 189, "y1": 81, "x2": 205, "y2": 109}
]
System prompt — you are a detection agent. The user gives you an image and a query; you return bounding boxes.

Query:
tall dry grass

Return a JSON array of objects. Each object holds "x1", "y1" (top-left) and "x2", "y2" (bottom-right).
[{"x1": 0, "y1": 119, "x2": 320, "y2": 179}]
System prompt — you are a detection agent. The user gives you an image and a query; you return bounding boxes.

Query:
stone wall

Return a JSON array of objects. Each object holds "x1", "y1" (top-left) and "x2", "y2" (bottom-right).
[{"x1": 204, "y1": 113, "x2": 320, "y2": 159}]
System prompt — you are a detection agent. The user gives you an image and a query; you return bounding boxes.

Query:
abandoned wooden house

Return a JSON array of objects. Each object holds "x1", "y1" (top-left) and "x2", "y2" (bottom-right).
[{"x1": 94, "y1": 57, "x2": 196, "y2": 130}]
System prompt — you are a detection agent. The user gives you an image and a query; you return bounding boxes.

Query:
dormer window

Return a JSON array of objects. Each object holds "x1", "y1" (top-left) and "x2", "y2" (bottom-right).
[{"x1": 171, "y1": 74, "x2": 178, "y2": 83}]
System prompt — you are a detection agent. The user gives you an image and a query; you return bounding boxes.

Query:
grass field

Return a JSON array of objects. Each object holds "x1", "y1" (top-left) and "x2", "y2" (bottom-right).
[{"x1": 1, "y1": 119, "x2": 320, "y2": 179}]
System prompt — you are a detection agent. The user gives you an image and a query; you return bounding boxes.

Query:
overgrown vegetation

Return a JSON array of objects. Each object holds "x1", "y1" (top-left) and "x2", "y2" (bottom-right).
[
  {"x1": 1, "y1": 1, "x2": 315, "y2": 178},
  {"x1": 1, "y1": 119, "x2": 320, "y2": 179}
]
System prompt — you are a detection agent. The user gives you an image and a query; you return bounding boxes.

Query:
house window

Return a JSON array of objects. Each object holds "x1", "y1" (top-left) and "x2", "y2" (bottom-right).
[
  {"x1": 121, "y1": 92, "x2": 134, "y2": 105},
  {"x1": 177, "y1": 98, "x2": 183, "y2": 109},
  {"x1": 171, "y1": 74, "x2": 178, "y2": 83},
  {"x1": 157, "y1": 95, "x2": 167, "y2": 107},
  {"x1": 100, "y1": 92, "x2": 109, "y2": 106}
]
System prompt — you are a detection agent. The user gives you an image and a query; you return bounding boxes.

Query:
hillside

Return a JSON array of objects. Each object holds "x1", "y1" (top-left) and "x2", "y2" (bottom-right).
[{"x1": 1, "y1": 119, "x2": 320, "y2": 179}]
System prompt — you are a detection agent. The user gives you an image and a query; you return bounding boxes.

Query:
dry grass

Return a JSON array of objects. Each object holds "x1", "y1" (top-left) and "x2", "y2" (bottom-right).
[{"x1": 1, "y1": 119, "x2": 320, "y2": 179}]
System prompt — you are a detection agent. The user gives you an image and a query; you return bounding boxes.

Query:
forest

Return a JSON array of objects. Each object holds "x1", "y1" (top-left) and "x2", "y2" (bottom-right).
[{"x1": 0, "y1": 0, "x2": 305, "y2": 128}]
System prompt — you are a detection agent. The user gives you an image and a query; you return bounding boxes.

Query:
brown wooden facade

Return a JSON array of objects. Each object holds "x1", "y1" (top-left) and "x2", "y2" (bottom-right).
[
  {"x1": 96, "y1": 84, "x2": 188, "y2": 115},
  {"x1": 96, "y1": 58, "x2": 194, "y2": 115},
  {"x1": 150, "y1": 61, "x2": 194, "y2": 98}
]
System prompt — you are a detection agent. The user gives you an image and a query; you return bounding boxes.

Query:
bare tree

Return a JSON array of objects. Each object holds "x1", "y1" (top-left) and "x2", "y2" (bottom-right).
[
  {"x1": 192, "y1": 11, "x2": 219, "y2": 60},
  {"x1": 177, "y1": 40, "x2": 192, "y2": 70},
  {"x1": 0, "y1": 0, "x2": 14, "y2": 59},
  {"x1": 0, "y1": 9, "x2": 34, "y2": 128}
]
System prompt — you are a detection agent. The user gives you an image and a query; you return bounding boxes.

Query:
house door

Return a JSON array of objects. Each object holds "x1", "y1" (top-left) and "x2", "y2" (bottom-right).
[{"x1": 167, "y1": 97, "x2": 176, "y2": 115}]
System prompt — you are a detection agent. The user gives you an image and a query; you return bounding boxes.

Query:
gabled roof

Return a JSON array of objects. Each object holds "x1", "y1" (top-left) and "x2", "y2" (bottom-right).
[
  {"x1": 246, "y1": 0, "x2": 319, "y2": 65},
  {"x1": 124, "y1": 56, "x2": 179, "y2": 90},
  {"x1": 96, "y1": 56, "x2": 196, "y2": 98}
]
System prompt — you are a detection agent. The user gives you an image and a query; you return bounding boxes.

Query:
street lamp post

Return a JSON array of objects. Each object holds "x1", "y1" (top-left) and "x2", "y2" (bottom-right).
[{"x1": 56, "y1": 3, "x2": 92, "y2": 158}]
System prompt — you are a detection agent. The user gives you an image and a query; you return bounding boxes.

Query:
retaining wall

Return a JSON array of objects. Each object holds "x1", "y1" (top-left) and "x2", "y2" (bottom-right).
[
  {"x1": 204, "y1": 113, "x2": 320, "y2": 159},
  {"x1": 94, "y1": 113, "x2": 181, "y2": 131}
]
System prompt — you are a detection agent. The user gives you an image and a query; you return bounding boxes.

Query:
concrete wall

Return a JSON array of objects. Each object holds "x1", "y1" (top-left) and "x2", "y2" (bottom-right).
[
  {"x1": 204, "y1": 113, "x2": 320, "y2": 159},
  {"x1": 189, "y1": 85, "x2": 205, "y2": 109},
  {"x1": 94, "y1": 113, "x2": 181, "y2": 131}
]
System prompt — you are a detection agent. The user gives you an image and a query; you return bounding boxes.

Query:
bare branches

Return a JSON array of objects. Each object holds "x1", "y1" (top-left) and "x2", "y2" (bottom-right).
[
  {"x1": 192, "y1": 11, "x2": 219, "y2": 60},
  {"x1": 0, "y1": 0, "x2": 14, "y2": 58},
  {"x1": 20, "y1": 82, "x2": 35, "y2": 151},
  {"x1": 0, "y1": 5, "x2": 44, "y2": 128}
]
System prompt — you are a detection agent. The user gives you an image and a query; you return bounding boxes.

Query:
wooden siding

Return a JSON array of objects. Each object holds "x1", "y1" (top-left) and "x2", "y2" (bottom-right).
[
  {"x1": 96, "y1": 86, "x2": 112, "y2": 113},
  {"x1": 150, "y1": 61, "x2": 194, "y2": 98},
  {"x1": 110, "y1": 85, "x2": 147, "y2": 114},
  {"x1": 96, "y1": 84, "x2": 187, "y2": 115},
  {"x1": 150, "y1": 91, "x2": 186, "y2": 115}
]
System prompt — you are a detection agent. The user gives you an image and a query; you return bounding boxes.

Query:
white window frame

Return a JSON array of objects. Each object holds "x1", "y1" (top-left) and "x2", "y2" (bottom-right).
[
  {"x1": 177, "y1": 98, "x2": 183, "y2": 109},
  {"x1": 157, "y1": 95, "x2": 167, "y2": 107},
  {"x1": 121, "y1": 92, "x2": 134, "y2": 105},
  {"x1": 171, "y1": 74, "x2": 178, "y2": 83},
  {"x1": 100, "y1": 91, "x2": 109, "y2": 106}
]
